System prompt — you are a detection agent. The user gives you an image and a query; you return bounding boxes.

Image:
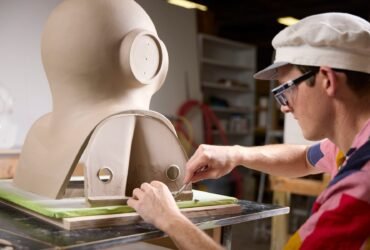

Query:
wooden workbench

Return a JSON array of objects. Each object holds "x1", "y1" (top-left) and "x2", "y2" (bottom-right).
[{"x1": 0, "y1": 199, "x2": 289, "y2": 249}]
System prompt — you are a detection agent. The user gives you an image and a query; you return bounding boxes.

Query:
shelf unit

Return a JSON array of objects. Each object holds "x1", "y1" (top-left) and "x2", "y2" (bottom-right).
[{"x1": 198, "y1": 33, "x2": 256, "y2": 146}]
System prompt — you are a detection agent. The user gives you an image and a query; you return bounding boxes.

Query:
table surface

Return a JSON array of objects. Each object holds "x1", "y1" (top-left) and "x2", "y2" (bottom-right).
[{"x1": 0, "y1": 200, "x2": 289, "y2": 249}]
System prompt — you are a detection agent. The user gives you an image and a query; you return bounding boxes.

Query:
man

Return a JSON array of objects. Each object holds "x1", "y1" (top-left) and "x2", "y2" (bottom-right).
[{"x1": 127, "y1": 13, "x2": 370, "y2": 249}]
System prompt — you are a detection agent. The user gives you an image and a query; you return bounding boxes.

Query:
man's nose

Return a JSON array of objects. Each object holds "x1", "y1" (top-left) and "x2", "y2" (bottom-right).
[{"x1": 280, "y1": 105, "x2": 292, "y2": 113}]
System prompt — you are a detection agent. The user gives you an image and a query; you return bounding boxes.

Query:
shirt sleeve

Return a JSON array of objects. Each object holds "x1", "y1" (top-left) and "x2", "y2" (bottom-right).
[{"x1": 307, "y1": 139, "x2": 339, "y2": 176}]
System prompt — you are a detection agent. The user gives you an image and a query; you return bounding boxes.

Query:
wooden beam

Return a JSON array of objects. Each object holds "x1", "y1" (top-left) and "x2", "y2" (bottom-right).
[
  {"x1": 269, "y1": 176, "x2": 327, "y2": 197},
  {"x1": 271, "y1": 191, "x2": 290, "y2": 250}
]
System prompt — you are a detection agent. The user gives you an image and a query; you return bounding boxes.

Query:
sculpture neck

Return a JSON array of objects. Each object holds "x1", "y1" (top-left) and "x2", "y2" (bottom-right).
[{"x1": 49, "y1": 79, "x2": 153, "y2": 117}]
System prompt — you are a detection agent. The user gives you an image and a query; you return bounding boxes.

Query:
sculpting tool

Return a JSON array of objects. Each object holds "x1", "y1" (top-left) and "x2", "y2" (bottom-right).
[
  {"x1": 173, "y1": 165, "x2": 209, "y2": 198},
  {"x1": 173, "y1": 183, "x2": 188, "y2": 198}
]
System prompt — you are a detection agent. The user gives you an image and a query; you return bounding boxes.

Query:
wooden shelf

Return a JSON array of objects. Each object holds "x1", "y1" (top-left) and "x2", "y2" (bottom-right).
[
  {"x1": 202, "y1": 81, "x2": 251, "y2": 92},
  {"x1": 201, "y1": 58, "x2": 253, "y2": 71},
  {"x1": 199, "y1": 33, "x2": 256, "y2": 146},
  {"x1": 211, "y1": 106, "x2": 251, "y2": 115}
]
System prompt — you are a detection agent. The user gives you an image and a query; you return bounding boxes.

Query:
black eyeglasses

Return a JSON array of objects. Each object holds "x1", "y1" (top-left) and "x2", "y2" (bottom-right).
[{"x1": 271, "y1": 71, "x2": 316, "y2": 106}]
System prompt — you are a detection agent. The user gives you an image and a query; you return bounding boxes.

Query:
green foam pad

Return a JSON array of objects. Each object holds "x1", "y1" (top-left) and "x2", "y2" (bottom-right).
[{"x1": 0, "y1": 180, "x2": 237, "y2": 219}]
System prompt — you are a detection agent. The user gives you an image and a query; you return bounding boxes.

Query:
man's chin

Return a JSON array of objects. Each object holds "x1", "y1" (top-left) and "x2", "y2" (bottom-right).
[{"x1": 301, "y1": 131, "x2": 324, "y2": 142}]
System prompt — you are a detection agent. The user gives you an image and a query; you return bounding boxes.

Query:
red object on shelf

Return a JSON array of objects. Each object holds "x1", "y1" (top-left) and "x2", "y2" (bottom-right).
[{"x1": 175, "y1": 99, "x2": 243, "y2": 198}]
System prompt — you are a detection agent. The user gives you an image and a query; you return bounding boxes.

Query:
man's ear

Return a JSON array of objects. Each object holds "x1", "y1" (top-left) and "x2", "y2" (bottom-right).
[
  {"x1": 319, "y1": 66, "x2": 337, "y2": 97},
  {"x1": 119, "y1": 29, "x2": 168, "y2": 88}
]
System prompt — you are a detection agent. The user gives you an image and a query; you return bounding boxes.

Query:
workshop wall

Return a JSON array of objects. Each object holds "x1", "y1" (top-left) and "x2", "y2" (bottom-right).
[
  {"x1": 0, "y1": 0, "x2": 202, "y2": 148},
  {"x1": 0, "y1": 0, "x2": 58, "y2": 148},
  {"x1": 137, "y1": 0, "x2": 201, "y2": 115},
  {"x1": 137, "y1": 0, "x2": 203, "y2": 147}
]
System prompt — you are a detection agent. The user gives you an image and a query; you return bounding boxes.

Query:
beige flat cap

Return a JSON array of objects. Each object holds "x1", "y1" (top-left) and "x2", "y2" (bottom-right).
[{"x1": 254, "y1": 12, "x2": 370, "y2": 80}]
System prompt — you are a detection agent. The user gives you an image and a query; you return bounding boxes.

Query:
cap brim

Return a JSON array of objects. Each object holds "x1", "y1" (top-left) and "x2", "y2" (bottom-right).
[{"x1": 253, "y1": 61, "x2": 290, "y2": 80}]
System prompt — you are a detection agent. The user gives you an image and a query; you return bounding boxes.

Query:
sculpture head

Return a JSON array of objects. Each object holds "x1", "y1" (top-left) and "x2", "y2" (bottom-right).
[
  {"x1": 41, "y1": 0, "x2": 168, "y2": 113},
  {"x1": 14, "y1": 0, "x2": 171, "y2": 199}
]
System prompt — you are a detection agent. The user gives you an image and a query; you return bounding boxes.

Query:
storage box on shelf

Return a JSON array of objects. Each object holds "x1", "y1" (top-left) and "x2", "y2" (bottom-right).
[{"x1": 198, "y1": 34, "x2": 256, "y2": 146}]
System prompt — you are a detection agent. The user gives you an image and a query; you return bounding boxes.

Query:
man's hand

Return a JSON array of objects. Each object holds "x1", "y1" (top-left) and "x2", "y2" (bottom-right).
[
  {"x1": 128, "y1": 181, "x2": 223, "y2": 250},
  {"x1": 184, "y1": 144, "x2": 239, "y2": 184},
  {"x1": 127, "y1": 181, "x2": 183, "y2": 231}
]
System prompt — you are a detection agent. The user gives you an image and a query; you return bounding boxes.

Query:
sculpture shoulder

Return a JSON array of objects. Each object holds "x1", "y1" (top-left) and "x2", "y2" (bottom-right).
[{"x1": 113, "y1": 109, "x2": 177, "y2": 136}]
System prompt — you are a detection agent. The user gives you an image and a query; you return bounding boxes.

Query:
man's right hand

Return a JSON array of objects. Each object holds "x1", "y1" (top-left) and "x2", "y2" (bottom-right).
[{"x1": 183, "y1": 144, "x2": 240, "y2": 184}]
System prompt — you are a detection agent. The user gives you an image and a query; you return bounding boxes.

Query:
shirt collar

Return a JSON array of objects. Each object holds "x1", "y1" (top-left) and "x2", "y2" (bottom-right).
[{"x1": 346, "y1": 118, "x2": 370, "y2": 157}]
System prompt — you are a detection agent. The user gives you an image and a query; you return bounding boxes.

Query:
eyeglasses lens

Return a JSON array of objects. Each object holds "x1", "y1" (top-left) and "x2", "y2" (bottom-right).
[{"x1": 275, "y1": 93, "x2": 288, "y2": 106}]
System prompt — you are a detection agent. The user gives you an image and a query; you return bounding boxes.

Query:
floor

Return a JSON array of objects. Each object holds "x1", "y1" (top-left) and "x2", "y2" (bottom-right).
[{"x1": 231, "y1": 219, "x2": 271, "y2": 250}]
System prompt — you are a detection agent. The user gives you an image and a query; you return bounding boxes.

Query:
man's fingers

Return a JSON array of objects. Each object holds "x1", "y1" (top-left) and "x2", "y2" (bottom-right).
[
  {"x1": 186, "y1": 149, "x2": 199, "y2": 165},
  {"x1": 140, "y1": 182, "x2": 152, "y2": 191},
  {"x1": 191, "y1": 172, "x2": 207, "y2": 183},
  {"x1": 183, "y1": 172, "x2": 192, "y2": 184},
  {"x1": 186, "y1": 146, "x2": 205, "y2": 169},
  {"x1": 195, "y1": 165, "x2": 209, "y2": 174},
  {"x1": 151, "y1": 180, "x2": 164, "y2": 188},
  {"x1": 132, "y1": 187, "x2": 144, "y2": 200},
  {"x1": 127, "y1": 197, "x2": 137, "y2": 209},
  {"x1": 185, "y1": 151, "x2": 209, "y2": 183}
]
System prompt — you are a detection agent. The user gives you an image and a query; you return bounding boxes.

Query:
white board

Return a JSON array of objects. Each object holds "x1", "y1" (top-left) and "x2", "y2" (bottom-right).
[{"x1": 283, "y1": 113, "x2": 315, "y2": 145}]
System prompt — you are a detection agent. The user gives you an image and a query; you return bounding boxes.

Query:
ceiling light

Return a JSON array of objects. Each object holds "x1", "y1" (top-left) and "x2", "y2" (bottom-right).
[
  {"x1": 277, "y1": 16, "x2": 299, "y2": 26},
  {"x1": 167, "y1": 0, "x2": 208, "y2": 11}
]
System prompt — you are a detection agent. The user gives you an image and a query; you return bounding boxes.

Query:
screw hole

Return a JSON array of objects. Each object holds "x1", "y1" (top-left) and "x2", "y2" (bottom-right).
[
  {"x1": 97, "y1": 167, "x2": 113, "y2": 183},
  {"x1": 166, "y1": 165, "x2": 180, "y2": 181}
]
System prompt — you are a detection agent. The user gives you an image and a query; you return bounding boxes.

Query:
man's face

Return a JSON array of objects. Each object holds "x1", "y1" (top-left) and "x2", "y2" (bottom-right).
[{"x1": 275, "y1": 65, "x2": 330, "y2": 141}]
